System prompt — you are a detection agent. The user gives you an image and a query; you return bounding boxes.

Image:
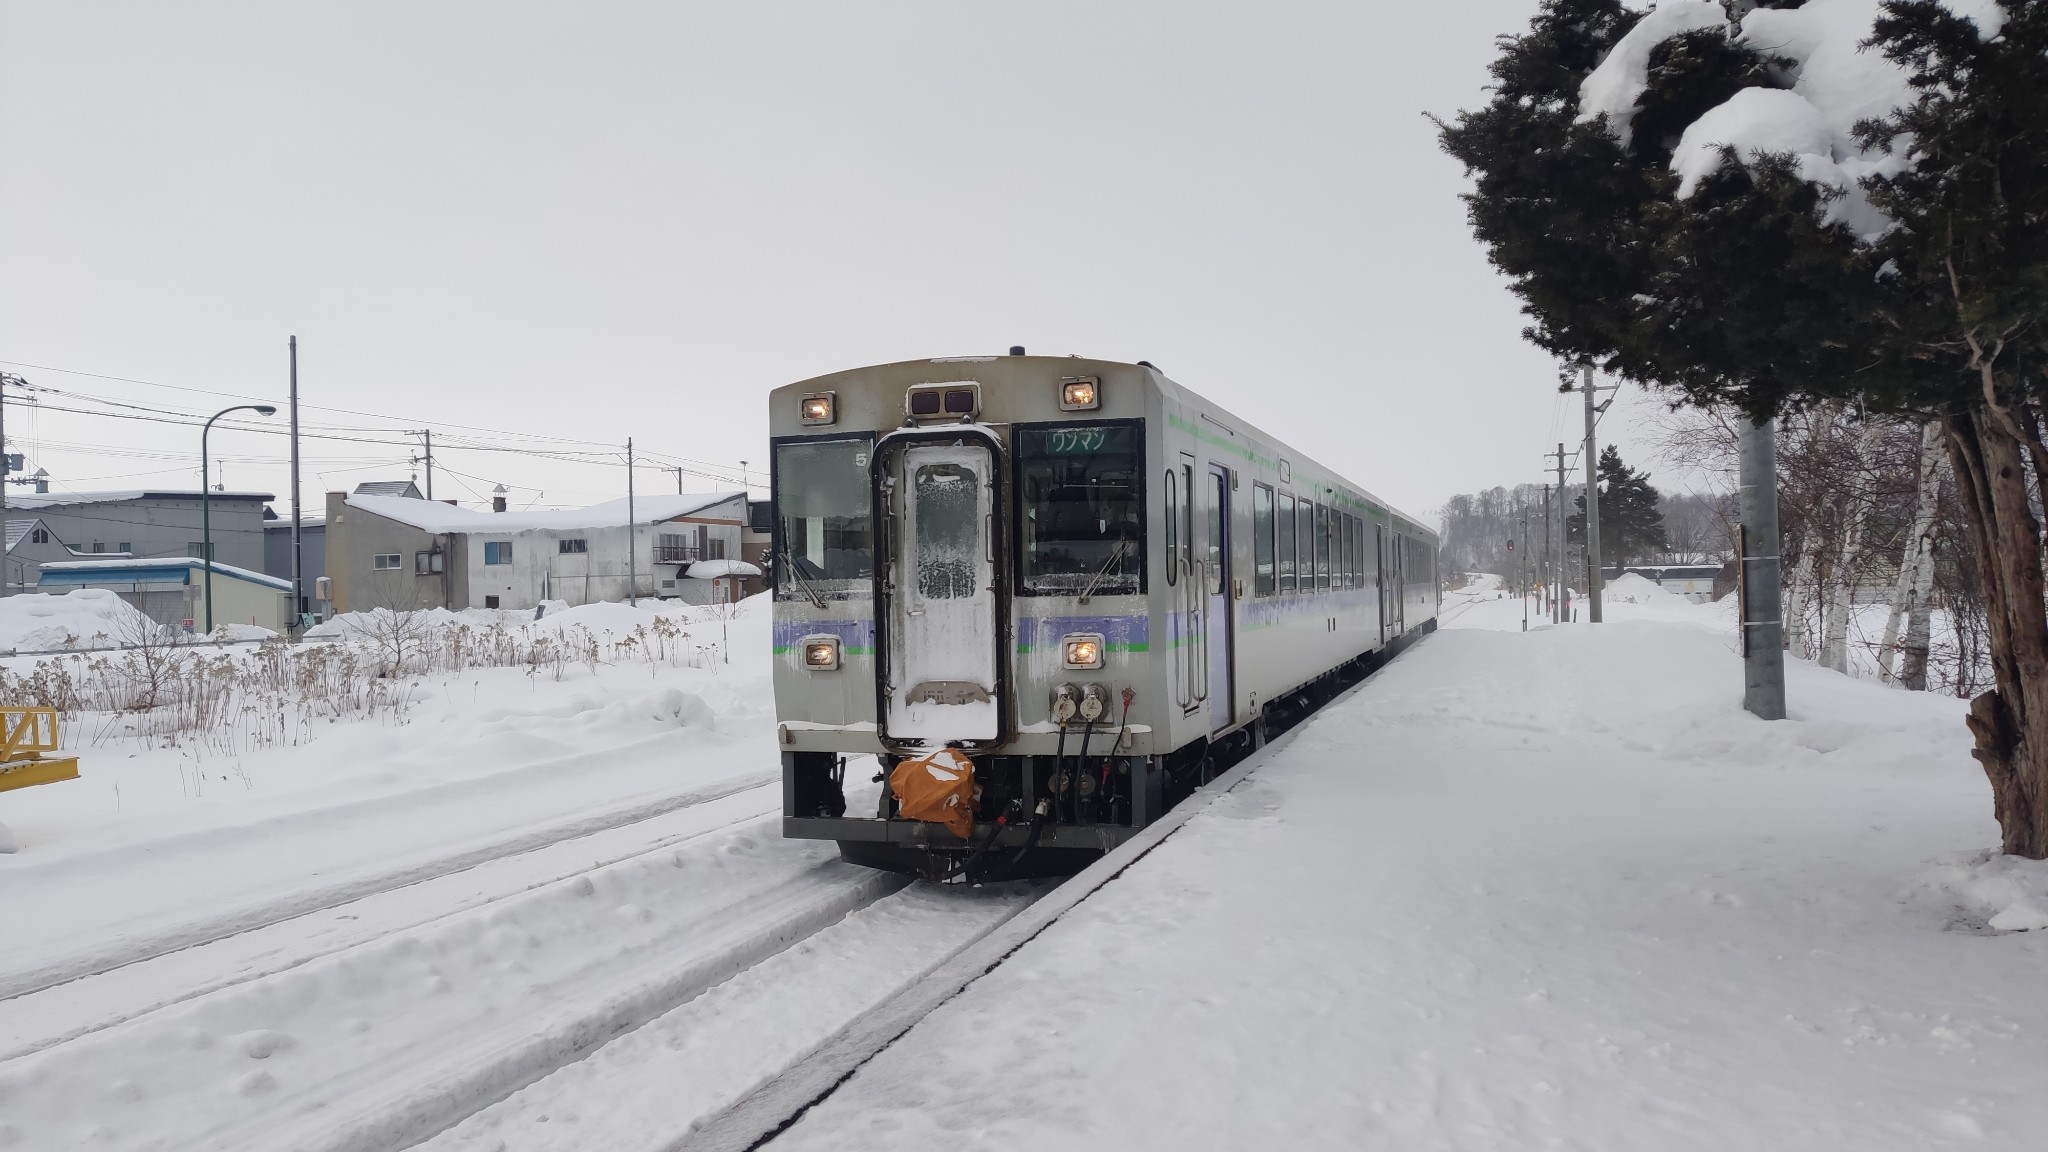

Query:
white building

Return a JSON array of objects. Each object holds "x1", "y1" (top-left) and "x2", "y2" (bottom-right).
[{"x1": 328, "y1": 490, "x2": 753, "y2": 613}]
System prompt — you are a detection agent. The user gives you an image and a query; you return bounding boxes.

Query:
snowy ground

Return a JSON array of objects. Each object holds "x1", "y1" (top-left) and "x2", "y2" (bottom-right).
[
  {"x1": 6, "y1": 579, "x2": 2045, "y2": 1150},
  {"x1": 769, "y1": 578, "x2": 2048, "y2": 1150}
]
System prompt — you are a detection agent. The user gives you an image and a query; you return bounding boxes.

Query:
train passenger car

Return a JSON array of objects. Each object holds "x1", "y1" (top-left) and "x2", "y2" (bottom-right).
[{"x1": 770, "y1": 351, "x2": 1438, "y2": 877}]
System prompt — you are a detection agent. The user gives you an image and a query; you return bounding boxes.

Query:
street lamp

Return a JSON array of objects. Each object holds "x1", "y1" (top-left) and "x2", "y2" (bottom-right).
[{"x1": 202, "y1": 404, "x2": 276, "y2": 633}]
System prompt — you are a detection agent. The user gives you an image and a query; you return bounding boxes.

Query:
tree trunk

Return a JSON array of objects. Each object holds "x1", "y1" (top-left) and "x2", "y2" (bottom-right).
[
  {"x1": 1899, "y1": 566, "x2": 1937, "y2": 691},
  {"x1": 1784, "y1": 545, "x2": 1817, "y2": 659},
  {"x1": 1879, "y1": 421, "x2": 1945, "y2": 685},
  {"x1": 1944, "y1": 408, "x2": 2048, "y2": 859},
  {"x1": 1820, "y1": 421, "x2": 1884, "y2": 674}
]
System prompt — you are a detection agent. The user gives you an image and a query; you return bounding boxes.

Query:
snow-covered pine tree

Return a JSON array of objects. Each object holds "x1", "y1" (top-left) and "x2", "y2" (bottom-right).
[{"x1": 1438, "y1": 1, "x2": 2048, "y2": 857}]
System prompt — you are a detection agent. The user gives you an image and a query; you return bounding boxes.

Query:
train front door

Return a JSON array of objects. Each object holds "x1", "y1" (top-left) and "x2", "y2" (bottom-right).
[
  {"x1": 1204, "y1": 463, "x2": 1234, "y2": 732},
  {"x1": 882, "y1": 439, "x2": 1000, "y2": 743}
]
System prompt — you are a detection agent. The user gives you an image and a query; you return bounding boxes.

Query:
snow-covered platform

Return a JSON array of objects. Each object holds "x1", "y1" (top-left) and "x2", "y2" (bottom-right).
[{"x1": 773, "y1": 589, "x2": 2048, "y2": 1150}]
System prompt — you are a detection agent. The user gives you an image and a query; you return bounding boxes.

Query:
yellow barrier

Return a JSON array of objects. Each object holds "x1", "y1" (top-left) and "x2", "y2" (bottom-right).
[{"x1": 0, "y1": 707, "x2": 79, "y2": 793}]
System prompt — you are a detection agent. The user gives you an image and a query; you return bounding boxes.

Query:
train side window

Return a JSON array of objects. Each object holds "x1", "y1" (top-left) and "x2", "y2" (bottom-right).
[
  {"x1": 1277, "y1": 493, "x2": 1296, "y2": 592},
  {"x1": 1252, "y1": 484, "x2": 1276, "y2": 596},
  {"x1": 1315, "y1": 504, "x2": 1331, "y2": 590},
  {"x1": 1355, "y1": 517, "x2": 1367, "y2": 589},
  {"x1": 1164, "y1": 469, "x2": 1178, "y2": 586},
  {"x1": 1340, "y1": 514, "x2": 1354, "y2": 589}
]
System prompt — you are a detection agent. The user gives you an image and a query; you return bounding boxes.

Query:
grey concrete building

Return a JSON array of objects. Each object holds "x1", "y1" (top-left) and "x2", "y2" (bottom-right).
[
  {"x1": 1, "y1": 490, "x2": 272, "y2": 593},
  {"x1": 264, "y1": 517, "x2": 330, "y2": 621}
]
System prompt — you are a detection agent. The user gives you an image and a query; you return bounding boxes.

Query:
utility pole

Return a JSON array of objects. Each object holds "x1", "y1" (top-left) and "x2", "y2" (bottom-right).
[
  {"x1": 1545, "y1": 441, "x2": 1572, "y2": 623},
  {"x1": 0, "y1": 372, "x2": 10, "y2": 597},
  {"x1": 411, "y1": 430, "x2": 435, "y2": 500},
  {"x1": 1541, "y1": 483, "x2": 1552, "y2": 620},
  {"x1": 1577, "y1": 366, "x2": 1616, "y2": 622},
  {"x1": 627, "y1": 437, "x2": 637, "y2": 606},
  {"x1": 290, "y1": 337, "x2": 303, "y2": 635},
  {"x1": 1739, "y1": 418, "x2": 1787, "y2": 719},
  {"x1": 1519, "y1": 505, "x2": 1529, "y2": 632},
  {"x1": 671, "y1": 465, "x2": 685, "y2": 495}
]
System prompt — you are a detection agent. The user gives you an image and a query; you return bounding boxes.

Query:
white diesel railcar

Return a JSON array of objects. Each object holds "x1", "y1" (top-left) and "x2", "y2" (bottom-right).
[{"x1": 771, "y1": 351, "x2": 1438, "y2": 877}]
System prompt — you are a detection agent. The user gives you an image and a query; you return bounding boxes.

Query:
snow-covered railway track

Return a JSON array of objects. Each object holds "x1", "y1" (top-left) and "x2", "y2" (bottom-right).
[
  {"x1": 0, "y1": 817, "x2": 899, "y2": 1152},
  {"x1": 0, "y1": 769, "x2": 778, "y2": 1004},
  {"x1": 0, "y1": 779, "x2": 781, "y2": 1062}
]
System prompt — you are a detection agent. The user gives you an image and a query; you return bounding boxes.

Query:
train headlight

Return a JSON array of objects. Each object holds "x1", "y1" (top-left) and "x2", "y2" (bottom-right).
[
  {"x1": 1062, "y1": 633, "x2": 1104, "y2": 670},
  {"x1": 800, "y1": 392, "x2": 836, "y2": 426},
  {"x1": 800, "y1": 636, "x2": 841, "y2": 670},
  {"x1": 1059, "y1": 377, "x2": 1100, "y2": 411}
]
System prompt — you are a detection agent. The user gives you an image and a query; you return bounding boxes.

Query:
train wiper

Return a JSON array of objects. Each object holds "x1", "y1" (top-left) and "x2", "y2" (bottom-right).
[
  {"x1": 779, "y1": 550, "x2": 828, "y2": 609},
  {"x1": 1077, "y1": 537, "x2": 1130, "y2": 605}
]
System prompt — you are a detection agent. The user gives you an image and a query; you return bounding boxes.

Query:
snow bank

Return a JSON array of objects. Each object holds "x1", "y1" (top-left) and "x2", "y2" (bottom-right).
[
  {"x1": 0, "y1": 588, "x2": 162, "y2": 652},
  {"x1": 1928, "y1": 850, "x2": 2048, "y2": 931},
  {"x1": 1602, "y1": 570, "x2": 1688, "y2": 605}
]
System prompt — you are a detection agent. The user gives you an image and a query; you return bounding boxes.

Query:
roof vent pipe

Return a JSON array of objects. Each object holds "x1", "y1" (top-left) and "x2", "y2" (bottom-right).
[
  {"x1": 492, "y1": 483, "x2": 509, "y2": 513},
  {"x1": 1008, "y1": 345, "x2": 1025, "y2": 356}
]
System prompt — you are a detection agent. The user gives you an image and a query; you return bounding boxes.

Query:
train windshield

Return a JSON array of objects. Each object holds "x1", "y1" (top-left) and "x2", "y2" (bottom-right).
[
  {"x1": 774, "y1": 437, "x2": 875, "y2": 599},
  {"x1": 1015, "y1": 422, "x2": 1144, "y2": 596}
]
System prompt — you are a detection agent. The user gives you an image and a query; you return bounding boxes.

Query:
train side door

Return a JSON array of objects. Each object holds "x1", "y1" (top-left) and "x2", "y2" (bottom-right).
[
  {"x1": 882, "y1": 439, "x2": 1000, "y2": 742},
  {"x1": 1205, "y1": 463, "x2": 1235, "y2": 732},
  {"x1": 1377, "y1": 524, "x2": 1391, "y2": 642},
  {"x1": 1171, "y1": 455, "x2": 1203, "y2": 713}
]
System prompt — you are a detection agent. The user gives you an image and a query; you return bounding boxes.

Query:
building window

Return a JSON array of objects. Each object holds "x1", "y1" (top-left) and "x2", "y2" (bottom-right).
[
  {"x1": 657, "y1": 533, "x2": 692, "y2": 564},
  {"x1": 373, "y1": 553, "x2": 402, "y2": 571},
  {"x1": 30, "y1": 527, "x2": 48, "y2": 544},
  {"x1": 558, "y1": 538, "x2": 588, "y2": 555},
  {"x1": 117, "y1": 541, "x2": 130, "y2": 554},
  {"x1": 709, "y1": 538, "x2": 726, "y2": 560},
  {"x1": 186, "y1": 542, "x2": 212, "y2": 560},
  {"x1": 484, "y1": 595, "x2": 501, "y2": 609},
  {"x1": 91, "y1": 542, "x2": 104, "y2": 554},
  {"x1": 484, "y1": 541, "x2": 512, "y2": 565},
  {"x1": 415, "y1": 550, "x2": 444, "y2": 575}
]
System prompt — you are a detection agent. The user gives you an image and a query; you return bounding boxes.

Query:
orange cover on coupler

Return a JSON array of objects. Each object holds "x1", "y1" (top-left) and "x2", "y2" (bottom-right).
[{"x1": 889, "y1": 748, "x2": 978, "y2": 839}]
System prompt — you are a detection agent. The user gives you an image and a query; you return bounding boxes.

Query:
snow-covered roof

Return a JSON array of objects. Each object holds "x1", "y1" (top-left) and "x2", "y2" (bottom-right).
[
  {"x1": 5, "y1": 488, "x2": 275, "y2": 508},
  {"x1": 353, "y1": 480, "x2": 422, "y2": 498},
  {"x1": 5, "y1": 519, "x2": 41, "y2": 551},
  {"x1": 684, "y1": 558, "x2": 763, "y2": 579},
  {"x1": 345, "y1": 491, "x2": 747, "y2": 534},
  {"x1": 37, "y1": 556, "x2": 293, "y2": 591}
]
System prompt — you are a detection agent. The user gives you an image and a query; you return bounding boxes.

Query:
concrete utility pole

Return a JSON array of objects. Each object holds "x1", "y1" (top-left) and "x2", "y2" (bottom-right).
[
  {"x1": 0, "y1": 372, "x2": 10, "y2": 597},
  {"x1": 1546, "y1": 442, "x2": 1571, "y2": 623},
  {"x1": 1519, "y1": 506, "x2": 1530, "y2": 632},
  {"x1": 1579, "y1": 365, "x2": 1615, "y2": 623},
  {"x1": 411, "y1": 430, "x2": 435, "y2": 500},
  {"x1": 1541, "y1": 483, "x2": 1552, "y2": 619},
  {"x1": 626, "y1": 437, "x2": 637, "y2": 607},
  {"x1": 289, "y1": 337, "x2": 304, "y2": 635},
  {"x1": 1739, "y1": 418, "x2": 1787, "y2": 719}
]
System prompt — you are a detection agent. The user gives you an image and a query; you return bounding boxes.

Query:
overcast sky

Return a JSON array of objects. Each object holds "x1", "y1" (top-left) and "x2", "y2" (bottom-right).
[{"x1": 0, "y1": 0, "x2": 1690, "y2": 522}]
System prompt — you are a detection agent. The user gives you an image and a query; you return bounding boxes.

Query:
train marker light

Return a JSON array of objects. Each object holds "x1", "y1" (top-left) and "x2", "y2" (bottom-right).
[
  {"x1": 799, "y1": 392, "x2": 836, "y2": 426},
  {"x1": 1062, "y1": 633, "x2": 1104, "y2": 670},
  {"x1": 800, "y1": 636, "x2": 841, "y2": 670},
  {"x1": 1059, "y1": 377, "x2": 1100, "y2": 411}
]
